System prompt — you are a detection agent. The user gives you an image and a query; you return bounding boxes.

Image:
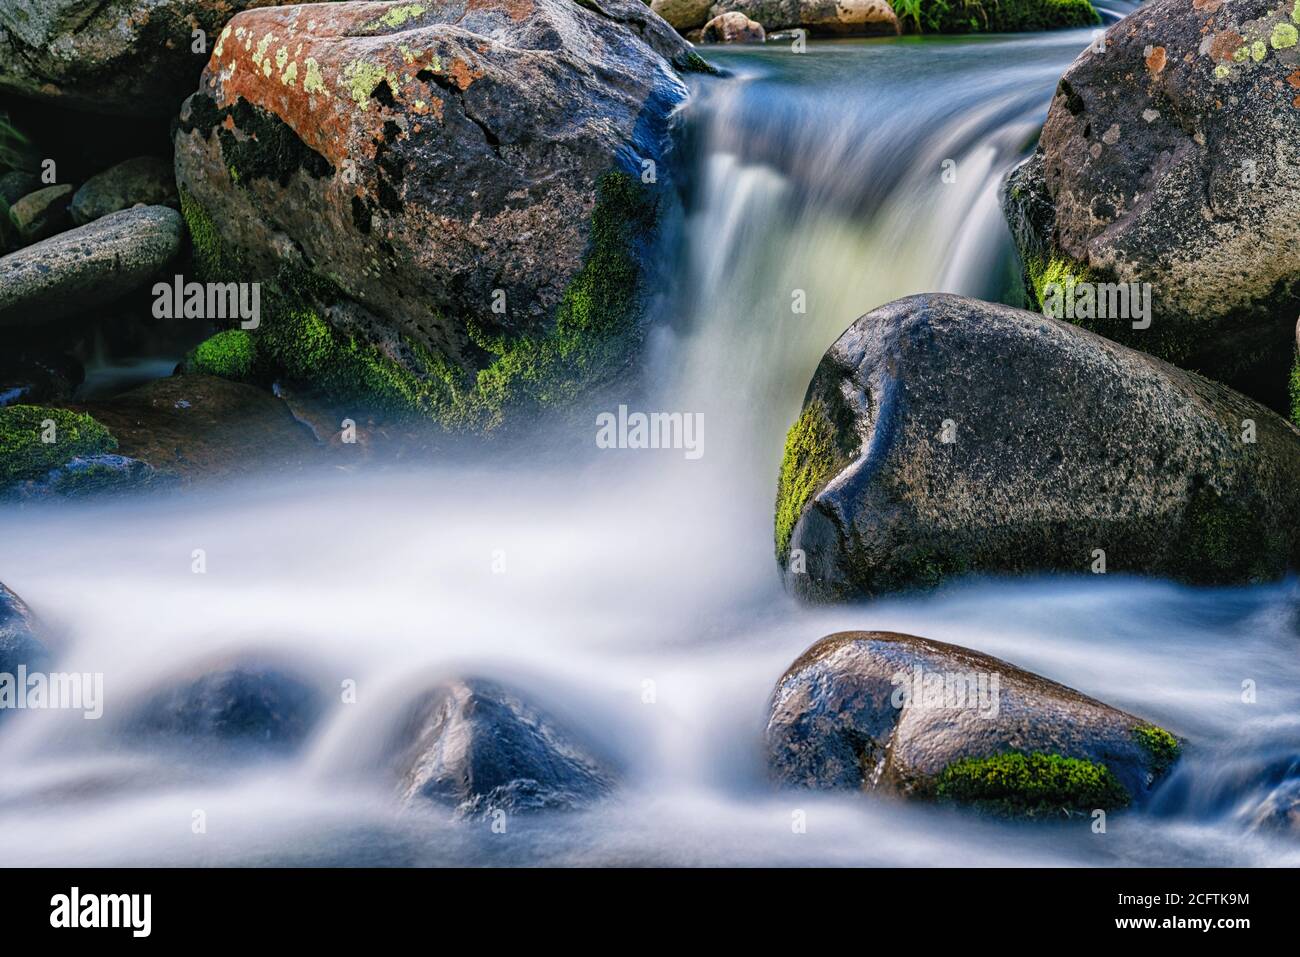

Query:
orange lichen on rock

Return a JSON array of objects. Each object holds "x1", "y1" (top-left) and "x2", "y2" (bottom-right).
[{"x1": 1146, "y1": 45, "x2": 1168, "y2": 74}]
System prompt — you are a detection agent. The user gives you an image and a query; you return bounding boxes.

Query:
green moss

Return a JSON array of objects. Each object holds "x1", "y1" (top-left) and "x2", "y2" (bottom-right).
[
  {"x1": 1176, "y1": 483, "x2": 1285, "y2": 583},
  {"x1": 1025, "y1": 254, "x2": 1092, "y2": 312},
  {"x1": 936, "y1": 751, "x2": 1131, "y2": 816},
  {"x1": 774, "y1": 400, "x2": 846, "y2": 562},
  {"x1": 894, "y1": 0, "x2": 1099, "y2": 33},
  {"x1": 1132, "y1": 725, "x2": 1180, "y2": 776},
  {"x1": 0, "y1": 406, "x2": 117, "y2": 485},
  {"x1": 183, "y1": 330, "x2": 257, "y2": 380}
]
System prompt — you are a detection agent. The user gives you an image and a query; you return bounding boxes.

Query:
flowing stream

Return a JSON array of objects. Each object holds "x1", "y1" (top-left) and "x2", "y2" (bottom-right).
[{"x1": 3, "y1": 25, "x2": 1299, "y2": 867}]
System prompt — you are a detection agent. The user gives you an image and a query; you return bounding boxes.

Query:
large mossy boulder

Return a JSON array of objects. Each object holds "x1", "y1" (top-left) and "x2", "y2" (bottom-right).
[
  {"x1": 390, "y1": 677, "x2": 615, "y2": 817},
  {"x1": 0, "y1": 0, "x2": 281, "y2": 117},
  {"x1": 766, "y1": 631, "x2": 1180, "y2": 816},
  {"x1": 1002, "y1": 0, "x2": 1300, "y2": 410},
  {"x1": 775, "y1": 294, "x2": 1300, "y2": 600},
  {"x1": 173, "y1": 0, "x2": 706, "y2": 435}
]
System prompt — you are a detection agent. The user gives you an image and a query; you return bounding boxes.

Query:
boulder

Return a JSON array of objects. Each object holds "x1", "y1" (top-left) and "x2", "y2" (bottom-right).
[
  {"x1": 0, "y1": 170, "x2": 37, "y2": 205},
  {"x1": 0, "y1": 404, "x2": 119, "y2": 490},
  {"x1": 709, "y1": 0, "x2": 901, "y2": 35},
  {"x1": 766, "y1": 631, "x2": 1180, "y2": 816},
  {"x1": 173, "y1": 0, "x2": 707, "y2": 434},
  {"x1": 702, "y1": 12, "x2": 767, "y2": 42},
  {"x1": 652, "y1": 0, "x2": 715, "y2": 30},
  {"x1": 70, "y1": 156, "x2": 178, "y2": 226},
  {"x1": 391, "y1": 677, "x2": 615, "y2": 816},
  {"x1": 775, "y1": 294, "x2": 1300, "y2": 600},
  {"x1": 1002, "y1": 0, "x2": 1300, "y2": 410},
  {"x1": 0, "y1": 581, "x2": 49, "y2": 682},
  {"x1": 128, "y1": 661, "x2": 324, "y2": 753},
  {"x1": 0, "y1": 0, "x2": 281, "y2": 117},
  {"x1": 8, "y1": 183, "x2": 71, "y2": 243},
  {"x1": 0, "y1": 205, "x2": 183, "y2": 325}
]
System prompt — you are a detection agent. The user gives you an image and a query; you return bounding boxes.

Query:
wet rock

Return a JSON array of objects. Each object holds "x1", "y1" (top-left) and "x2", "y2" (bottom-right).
[
  {"x1": 173, "y1": 0, "x2": 706, "y2": 434},
  {"x1": 0, "y1": 0, "x2": 281, "y2": 117},
  {"x1": 0, "y1": 404, "x2": 119, "y2": 494},
  {"x1": 766, "y1": 631, "x2": 1180, "y2": 816},
  {"x1": 652, "y1": 0, "x2": 715, "y2": 30},
  {"x1": 0, "y1": 205, "x2": 183, "y2": 325},
  {"x1": 128, "y1": 662, "x2": 324, "y2": 753},
  {"x1": 776, "y1": 294, "x2": 1300, "y2": 600},
  {"x1": 392, "y1": 678, "x2": 615, "y2": 816},
  {"x1": 1002, "y1": 0, "x2": 1300, "y2": 410},
  {"x1": 8, "y1": 184, "x2": 71, "y2": 243},
  {"x1": 707, "y1": 0, "x2": 901, "y2": 36},
  {"x1": 72, "y1": 374, "x2": 327, "y2": 484},
  {"x1": 1248, "y1": 776, "x2": 1300, "y2": 836},
  {"x1": 70, "y1": 156, "x2": 178, "y2": 226},
  {"x1": 0, "y1": 170, "x2": 37, "y2": 205},
  {"x1": 702, "y1": 12, "x2": 767, "y2": 43},
  {"x1": 0, "y1": 581, "x2": 50, "y2": 681}
]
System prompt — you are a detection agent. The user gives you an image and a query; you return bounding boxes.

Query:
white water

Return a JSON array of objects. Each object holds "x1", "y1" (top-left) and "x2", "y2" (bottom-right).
[{"x1": 3, "y1": 29, "x2": 1298, "y2": 867}]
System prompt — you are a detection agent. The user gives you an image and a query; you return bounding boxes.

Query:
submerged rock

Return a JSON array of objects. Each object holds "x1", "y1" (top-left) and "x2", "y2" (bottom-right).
[
  {"x1": 392, "y1": 678, "x2": 615, "y2": 816},
  {"x1": 766, "y1": 631, "x2": 1180, "y2": 816},
  {"x1": 702, "y1": 12, "x2": 767, "y2": 43},
  {"x1": 0, "y1": 0, "x2": 280, "y2": 117},
  {"x1": 128, "y1": 662, "x2": 324, "y2": 753},
  {"x1": 70, "y1": 156, "x2": 178, "y2": 226},
  {"x1": 173, "y1": 0, "x2": 706, "y2": 434},
  {"x1": 0, "y1": 581, "x2": 49, "y2": 681},
  {"x1": 0, "y1": 206, "x2": 183, "y2": 325},
  {"x1": 1002, "y1": 0, "x2": 1300, "y2": 410},
  {"x1": 776, "y1": 294, "x2": 1300, "y2": 600}
]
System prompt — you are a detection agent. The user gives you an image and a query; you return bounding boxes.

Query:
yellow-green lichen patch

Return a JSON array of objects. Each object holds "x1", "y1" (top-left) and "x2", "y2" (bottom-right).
[
  {"x1": 0, "y1": 406, "x2": 118, "y2": 486},
  {"x1": 774, "y1": 400, "x2": 847, "y2": 562},
  {"x1": 1272, "y1": 22, "x2": 1298, "y2": 48},
  {"x1": 343, "y1": 59, "x2": 397, "y2": 109},
  {"x1": 281, "y1": 61, "x2": 299, "y2": 87},
  {"x1": 303, "y1": 58, "x2": 329, "y2": 97},
  {"x1": 936, "y1": 751, "x2": 1131, "y2": 817},
  {"x1": 367, "y1": 4, "x2": 427, "y2": 31}
]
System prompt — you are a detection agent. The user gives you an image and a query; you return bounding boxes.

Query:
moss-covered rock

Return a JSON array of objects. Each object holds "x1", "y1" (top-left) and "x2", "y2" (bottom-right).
[
  {"x1": 182, "y1": 329, "x2": 257, "y2": 380},
  {"x1": 777, "y1": 294, "x2": 1300, "y2": 600},
  {"x1": 895, "y1": 0, "x2": 1099, "y2": 33},
  {"x1": 173, "y1": 0, "x2": 695, "y2": 435},
  {"x1": 0, "y1": 405, "x2": 117, "y2": 485},
  {"x1": 766, "y1": 631, "x2": 1180, "y2": 815}
]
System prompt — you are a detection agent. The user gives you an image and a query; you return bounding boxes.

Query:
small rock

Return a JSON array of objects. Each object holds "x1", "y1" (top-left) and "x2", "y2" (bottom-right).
[
  {"x1": 0, "y1": 205, "x2": 183, "y2": 325},
  {"x1": 70, "y1": 156, "x2": 178, "y2": 226},
  {"x1": 0, "y1": 581, "x2": 50, "y2": 683},
  {"x1": 0, "y1": 170, "x2": 38, "y2": 206},
  {"x1": 701, "y1": 12, "x2": 767, "y2": 43},
  {"x1": 8, "y1": 184, "x2": 72, "y2": 244},
  {"x1": 127, "y1": 662, "x2": 324, "y2": 754},
  {"x1": 391, "y1": 677, "x2": 615, "y2": 816},
  {"x1": 766, "y1": 631, "x2": 1181, "y2": 816}
]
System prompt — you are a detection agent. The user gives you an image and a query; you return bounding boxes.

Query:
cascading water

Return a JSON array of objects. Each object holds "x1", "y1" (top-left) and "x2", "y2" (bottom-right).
[{"x1": 3, "y1": 24, "x2": 1298, "y2": 867}]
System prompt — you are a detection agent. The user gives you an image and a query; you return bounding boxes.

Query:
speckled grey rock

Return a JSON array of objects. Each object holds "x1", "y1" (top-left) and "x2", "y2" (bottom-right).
[
  {"x1": 0, "y1": 205, "x2": 182, "y2": 325},
  {"x1": 0, "y1": 580, "x2": 50, "y2": 681},
  {"x1": 775, "y1": 294, "x2": 1300, "y2": 600},
  {"x1": 392, "y1": 677, "x2": 615, "y2": 817},
  {"x1": 1002, "y1": 0, "x2": 1300, "y2": 409},
  {"x1": 766, "y1": 631, "x2": 1178, "y2": 811},
  {"x1": 70, "y1": 156, "x2": 178, "y2": 226}
]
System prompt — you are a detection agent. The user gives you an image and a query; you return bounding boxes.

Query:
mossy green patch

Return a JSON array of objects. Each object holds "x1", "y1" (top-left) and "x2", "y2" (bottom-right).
[
  {"x1": 183, "y1": 329, "x2": 257, "y2": 380},
  {"x1": 1132, "y1": 725, "x2": 1180, "y2": 776},
  {"x1": 894, "y1": 0, "x2": 1099, "y2": 34},
  {"x1": 0, "y1": 406, "x2": 117, "y2": 485},
  {"x1": 1176, "y1": 483, "x2": 1286, "y2": 583},
  {"x1": 774, "y1": 400, "x2": 847, "y2": 562},
  {"x1": 936, "y1": 751, "x2": 1131, "y2": 816},
  {"x1": 1026, "y1": 254, "x2": 1092, "y2": 312}
]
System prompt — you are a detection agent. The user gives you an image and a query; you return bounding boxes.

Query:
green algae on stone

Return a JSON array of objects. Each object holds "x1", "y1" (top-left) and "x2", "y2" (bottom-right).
[
  {"x1": 183, "y1": 330, "x2": 257, "y2": 380},
  {"x1": 1132, "y1": 725, "x2": 1180, "y2": 776},
  {"x1": 936, "y1": 751, "x2": 1131, "y2": 816},
  {"x1": 0, "y1": 406, "x2": 117, "y2": 485},
  {"x1": 774, "y1": 400, "x2": 849, "y2": 562}
]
